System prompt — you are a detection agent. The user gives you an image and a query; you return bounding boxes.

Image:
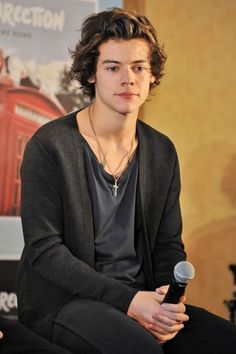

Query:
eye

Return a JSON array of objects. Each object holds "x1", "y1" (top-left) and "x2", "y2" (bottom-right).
[
  {"x1": 132, "y1": 66, "x2": 147, "y2": 73},
  {"x1": 106, "y1": 66, "x2": 119, "y2": 72}
]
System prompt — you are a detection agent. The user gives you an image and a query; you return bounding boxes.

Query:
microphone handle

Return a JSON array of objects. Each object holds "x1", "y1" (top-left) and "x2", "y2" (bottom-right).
[{"x1": 162, "y1": 280, "x2": 187, "y2": 304}]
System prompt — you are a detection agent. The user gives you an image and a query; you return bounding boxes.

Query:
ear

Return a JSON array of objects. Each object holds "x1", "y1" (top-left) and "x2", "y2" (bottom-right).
[
  {"x1": 150, "y1": 75, "x2": 155, "y2": 84},
  {"x1": 88, "y1": 76, "x2": 96, "y2": 84}
]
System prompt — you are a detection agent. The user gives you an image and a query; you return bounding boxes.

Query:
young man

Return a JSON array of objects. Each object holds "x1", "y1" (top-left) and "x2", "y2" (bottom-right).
[{"x1": 17, "y1": 7, "x2": 236, "y2": 354}]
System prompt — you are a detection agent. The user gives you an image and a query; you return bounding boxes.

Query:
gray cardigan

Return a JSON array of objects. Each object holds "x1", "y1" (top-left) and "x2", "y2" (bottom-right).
[{"x1": 17, "y1": 111, "x2": 186, "y2": 339}]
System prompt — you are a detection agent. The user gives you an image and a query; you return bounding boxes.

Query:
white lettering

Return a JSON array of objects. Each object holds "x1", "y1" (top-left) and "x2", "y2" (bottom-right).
[
  {"x1": 31, "y1": 7, "x2": 44, "y2": 27},
  {"x1": 53, "y1": 11, "x2": 64, "y2": 31},
  {"x1": 0, "y1": 292, "x2": 18, "y2": 312},
  {"x1": 43, "y1": 10, "x2": 53, "y2": 30},
  {"x1": 21, "y1": 7, "x2": 31, "y2": 26},
  {"x1": 0, "y1": 2, "x2": 65, "y2": 31},
  {"x1": 1, "y1": 2, "x2": 15, "y2": 27},
  {"x1": 12, "y1": 5, "x2": 21, "y2": 24}
]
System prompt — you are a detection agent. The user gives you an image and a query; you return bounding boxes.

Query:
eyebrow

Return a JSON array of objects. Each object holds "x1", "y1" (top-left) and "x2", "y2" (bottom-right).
[{"x1": 102, "y1": 59, "x2": 149, "y2": 64}]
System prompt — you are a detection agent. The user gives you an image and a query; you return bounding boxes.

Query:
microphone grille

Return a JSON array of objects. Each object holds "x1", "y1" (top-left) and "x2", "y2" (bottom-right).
[{"x1": 174, "y1": 261, "x2": 195, "y2": 284}]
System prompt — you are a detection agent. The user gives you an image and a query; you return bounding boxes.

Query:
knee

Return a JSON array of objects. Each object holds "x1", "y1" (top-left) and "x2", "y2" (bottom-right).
[{"x1": 111, "y1": 319, "x2": 163, "y2": 354}]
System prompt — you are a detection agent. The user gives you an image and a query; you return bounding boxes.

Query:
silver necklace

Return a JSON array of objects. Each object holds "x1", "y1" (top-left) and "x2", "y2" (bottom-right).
[{"x1": 88, "y1": 107, "x2": 135, "y2": 196}]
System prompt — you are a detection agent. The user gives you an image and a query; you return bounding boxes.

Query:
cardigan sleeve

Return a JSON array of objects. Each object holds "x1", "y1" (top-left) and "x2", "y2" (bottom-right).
[
  {"x1": 20, "y1": 136, "x2": 138, "y2": 314},
  {"x1": 151, "y1": 149, "x2": 186, "y2": 288}
]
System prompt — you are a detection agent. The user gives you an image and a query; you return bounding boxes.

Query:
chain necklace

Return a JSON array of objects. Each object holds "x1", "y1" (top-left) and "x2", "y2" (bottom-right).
[{"x1": 88, "y1": 106, "x2": 135, "y2": 197}]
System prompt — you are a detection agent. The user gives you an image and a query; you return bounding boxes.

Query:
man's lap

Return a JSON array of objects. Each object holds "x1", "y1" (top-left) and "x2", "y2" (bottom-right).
[
  {"x1": 163, "y1": 304, "x2": 236, "y2": 354},
  {"x1": 52, "y1": 298, "x2": 163, "y2": 354},
  {"x1": 52, "y1": 299, "x2": 236, "y2": 354}
]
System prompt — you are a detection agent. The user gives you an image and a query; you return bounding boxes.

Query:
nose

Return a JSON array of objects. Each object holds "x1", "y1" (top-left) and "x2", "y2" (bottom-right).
[{"x1": 121, "y1": 67, "x2": 135, "y2": 86}]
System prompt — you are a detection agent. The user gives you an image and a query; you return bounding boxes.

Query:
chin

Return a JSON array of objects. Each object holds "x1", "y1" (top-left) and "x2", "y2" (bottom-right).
[
  {"x1": 117, "y1": 109, "x2": 138, "y2": 116},
  {"x1": 116, "y1": 104, "x2": 140, "y2": 115}
]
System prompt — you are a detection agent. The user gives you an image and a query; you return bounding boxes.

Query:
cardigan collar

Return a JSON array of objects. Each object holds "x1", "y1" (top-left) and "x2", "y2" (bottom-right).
[{"x1": 67, "y1": 113, "x2": 154, "y2": 287}]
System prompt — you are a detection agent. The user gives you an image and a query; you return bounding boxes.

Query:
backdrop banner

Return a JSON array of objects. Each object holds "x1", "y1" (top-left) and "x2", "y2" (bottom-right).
[
  {"x1": 0, "y1": 0, "x2": 97, "y2": 217},
  {"x1": 0, "y1": 260, "x2": 18, "y2": 319},
  {"x1": 0, "y1": 0, "x2": 98, "y2": 319}
]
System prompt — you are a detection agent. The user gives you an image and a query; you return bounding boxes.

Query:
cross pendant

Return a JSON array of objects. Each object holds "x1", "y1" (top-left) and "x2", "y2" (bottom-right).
[{"x1": 113, "y1": 178, "x2": 118, "y2": 197}]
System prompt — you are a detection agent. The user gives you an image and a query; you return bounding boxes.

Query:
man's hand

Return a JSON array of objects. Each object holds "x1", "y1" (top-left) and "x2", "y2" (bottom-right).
[
  {"x1": 127, "y1": 287, "x2": 189, "y2": 344},
  {"x1": 0, "y1": 330, "x2": 3, "y2": 340}
]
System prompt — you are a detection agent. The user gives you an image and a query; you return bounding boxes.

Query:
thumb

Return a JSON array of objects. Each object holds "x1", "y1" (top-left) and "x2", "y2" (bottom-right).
[{"x1": 155, "y1": 285, "x2": 169, "y2": 295}]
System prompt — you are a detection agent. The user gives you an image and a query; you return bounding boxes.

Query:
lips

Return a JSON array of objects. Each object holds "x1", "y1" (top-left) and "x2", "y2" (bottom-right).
[{"x1": 116, "y1": 92, "x2": 138, "y2": 98}]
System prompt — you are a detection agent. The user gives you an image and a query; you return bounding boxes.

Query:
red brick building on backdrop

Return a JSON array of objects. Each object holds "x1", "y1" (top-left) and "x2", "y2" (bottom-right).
[{"x1": 0, "y1": 85, "x2": 65, "y2": 216}]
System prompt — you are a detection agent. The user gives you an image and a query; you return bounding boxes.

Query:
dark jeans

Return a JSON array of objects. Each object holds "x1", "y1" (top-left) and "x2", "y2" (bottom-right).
[
  {"x1": 52, "y1": 299, "x2": 236, "y2": 354},
  {"x1": 0, "y1": 316, "x2": 70, "y2": 354}
]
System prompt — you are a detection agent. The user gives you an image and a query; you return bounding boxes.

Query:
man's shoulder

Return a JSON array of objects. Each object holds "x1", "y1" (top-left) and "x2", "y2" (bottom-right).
[
  {"x1": 32, "y1": 110, "x2": 78, "y2": 143},
  {"x1": 137, "y1": 119, "x2": 175, "y2": 149},
  {"x1": 137, "y1": 120, "x2": 179, "y2": 168}
]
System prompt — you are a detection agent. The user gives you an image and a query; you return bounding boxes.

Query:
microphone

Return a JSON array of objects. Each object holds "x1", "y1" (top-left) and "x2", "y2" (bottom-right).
[{"x1": 162, "y1": 261, "x2": 195, "y2": 304}]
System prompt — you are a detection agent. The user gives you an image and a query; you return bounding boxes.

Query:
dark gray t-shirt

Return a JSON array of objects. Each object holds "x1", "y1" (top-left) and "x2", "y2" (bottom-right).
[{"x1": 82, "y1": 138, "x2": 145, "y2": 288}]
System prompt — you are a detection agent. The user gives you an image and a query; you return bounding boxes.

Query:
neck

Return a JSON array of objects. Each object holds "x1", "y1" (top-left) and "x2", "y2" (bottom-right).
[
  {"x1": 88, "y1": 103, "x2": 138, "y2": 144},
  {"x1": 77, "y1": 102, "x2": 138, "y2": 190}
]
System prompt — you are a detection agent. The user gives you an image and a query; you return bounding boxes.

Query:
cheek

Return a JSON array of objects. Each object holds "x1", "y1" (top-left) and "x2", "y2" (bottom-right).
[
  {"x1": 141, "y1": 79, "x2": 152, "y2": 92},
  {"x1": 101, "y1": 78, "x2": 117, "y2": 92},
  {"x1": 95, "y1": 79, "x2": 114, "y2": 97}
]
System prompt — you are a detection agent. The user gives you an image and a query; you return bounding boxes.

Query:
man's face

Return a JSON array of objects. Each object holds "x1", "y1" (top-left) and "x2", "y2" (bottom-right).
[{"x1": 89, "y1": 38, "x2": 155, "y2": 115}]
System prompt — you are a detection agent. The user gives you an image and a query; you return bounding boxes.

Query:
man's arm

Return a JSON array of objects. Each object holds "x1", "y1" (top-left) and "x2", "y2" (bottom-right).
[
  {"x1": 152, "y1": 150, "x2": 186, "y2": 288},
  {"x1": 127, "y1": 143, "x2": 188, "y2": 343}
]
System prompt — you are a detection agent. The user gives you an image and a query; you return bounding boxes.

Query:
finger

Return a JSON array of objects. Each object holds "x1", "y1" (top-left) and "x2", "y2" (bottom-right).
[
  {"x1": 159, "y1": 306, "x2": 189, "y2": 322},
  {"x1": 161, "y1": 302, "x2": 186, "y2": 314},
  {"x1": 0, "y1": 331, "x2": 3, "y2": 339},
  {"x1": 150, "y1": 320, "x2": 184, "y2": 334},
  {"x1": 148, "y1": 323, "x2": 169, "y2": 335},
  {"x1": 148, "y1": 327, "x2": 178, "y2": 343},
  {"x1": 159, "y1": 311, "x2": 189, "y2": 323},
  {"x1": 148, "y1": 328, "x2": 167, "y2": 342},
  {"x1": 153, "y1": 313, "x2": 183, "y2": 326}
]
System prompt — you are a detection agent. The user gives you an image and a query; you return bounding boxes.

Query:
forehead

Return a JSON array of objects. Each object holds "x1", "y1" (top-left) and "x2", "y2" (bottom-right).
[{"x1": 97, "y1": 38, "x2": 151, "y2": 63}]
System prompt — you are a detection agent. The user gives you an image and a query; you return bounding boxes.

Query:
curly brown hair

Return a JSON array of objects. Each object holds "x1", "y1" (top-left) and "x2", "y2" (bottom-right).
[{"x1": 69, "y1": 7, "x2": 167, "y2": 99}]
